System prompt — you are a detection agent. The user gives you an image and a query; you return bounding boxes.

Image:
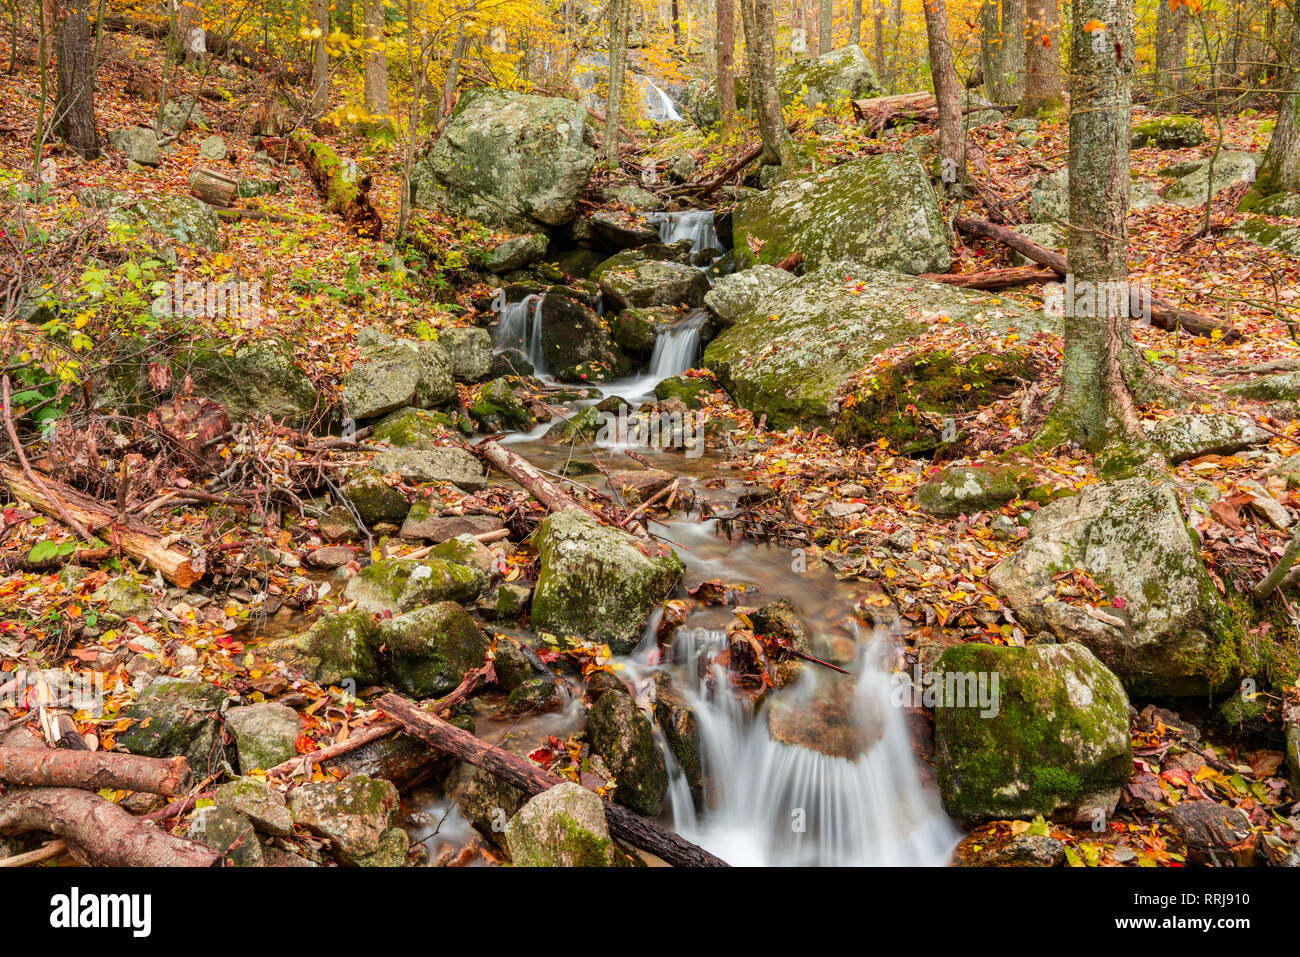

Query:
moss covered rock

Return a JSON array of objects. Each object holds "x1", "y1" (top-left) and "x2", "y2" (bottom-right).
[
  {"x1": 343, "y1": 556, "x2": 484, "y2": 614},
  {"x1": 77, "y1": 187, "x2": 221, "y2": 258},
  {"x1": 485, "y1": 233, "x2": 549, "y2": 274},
  {"x1": 590, "y1": 251, "x2": 710, "y2": 312},
  {"x1": 1131, "y1": 114, "x2": 1207, "y2": 149},
  {"x1": 1163, "y1": 152, "x2": 1258, "y2": 207},
  {"x1": 215, "y1": 777, "x2": 293, "y2": 836},
  {"x1": 471, "y1": 377, "x2": 535, "y2": 431},
  {"x1": 541, "y1": 405, "x2": 606, "y2": 445},
  {"x1": 915, "y1": 464, "x2": 1031, "y2": 517},
  {"x1": 223, "y1": 702, "x2": 299, "y2": 771},
  {"x1": 654, "y1": 372, "x2": 720, "y2": 409},
  {"x1": 731, "y1": 152, "x2": 949, "y2": 273},
  {"x1": 265, "y1": 608, "x2": 381, "y2": 687},
  {"x1": 537, "y1": 291, "x2": 631, "y2": 383},
  {"x1": 585, "y1": 690, "x2": 668, "y2": 815},
  {"x1": 702, "y1": 265, "x2": 797, "y2": 329},
  {"x1": 175, "y1": 338, "x2": 320, "y2": 427},
  {"x1": 934, "y1": 642, "x2": 1131, "y2": 822},
  {"x1": 186, "y1": 806, "x2": 263, "y2": 866},
  {"x1": 288, "y1": 776, "x2": 400, "y2": 865},
  {"x1": 342, "y1": 468, "x2": 410, "y2": 524},
  {"x1": 343, "y1": 342, "x2": 421, "y2": 421},
  {"x1": 531, "y1": 510, "x2": 684, "y2": 653},
  {"x1": 1150, "y1": 412, "x2": 1265, "y2": 464},
  {"x1": 375, "y1": 601, "x2": 490, "y2": 697},
  {"x1": 439, "y1": 327, "x2": 493, "y2": 383},
  {"x1": 612, "y1": 306, "x2": 680, "y2": 356},
  {"x1": 116, "y1": 677, "x2": 234, "y2": 774},
  {"x1": 1230, "y1": 217, "x2": 1300, "y2": 257},
  {"x1": 505, "y1": 781, "x2": 618, "y2": 866},
  {"x1": 373, "y1": 407, "x2": 457, "y2": 449},
  {"x1": 989, "y1": 478, "x2": 1244, "y2": 695}
]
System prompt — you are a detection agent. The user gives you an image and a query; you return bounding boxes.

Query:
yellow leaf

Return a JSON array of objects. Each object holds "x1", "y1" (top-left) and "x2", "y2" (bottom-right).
[{"x1": 1082, "y1": 18, "x2": 1107, "y2": 31}]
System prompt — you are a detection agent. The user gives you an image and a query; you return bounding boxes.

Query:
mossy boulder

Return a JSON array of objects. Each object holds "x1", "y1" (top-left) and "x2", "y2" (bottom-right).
[
  {"x1": 411, "y1": 89, "x2": 596, "y2": 230},
  {"x1": 1030, "y1": 168, "x2": 1163, "y2": 224},
  {"x1": 1131, "y1": 114, "x2": 1207, "y2": 149},
  {"x1": 175, "y1": 338, "x2": 320, "y2": 426},
  {"x1": 934, "y1": 642, "x2": 1131, "y2": 823},
  {"x1": 1222, "y1": 370, "x2": 1300, "y2": 402},
  {"x1": 223, "y1": 702, "x2": 299, "y2": 771},
  {"x1": 342, "y1": 342, "x2": 421, "y2": 421},
  {"x1": 915, "y1": 464, "x2": 1032, "y2": 517},
  {"x1": 342, "y1": 468, "x2": 410, "y2": 524},
  {"x1": 107, "y1": 126, "x2": 159, "y2": 166},
  {"x1": 375, "y1": 601, "x2": 490, "y2": 698},
  {"x1": 369, "y1": 447, "x2": 488, "y2": 489},
  {"x1": 485, "y1": 233, "x2": 549, "y2": 274},
  {"x1": 1163, "y1": 152, "x2": 1258, "y2": 207},
  {"x1": 537, "y1": 291, "x2": 631, "y2": 382},
  {"x1": 500, "y1": 676, "x2": 564, "y2": 716},
  {"x1": 215, "y1": 777, "x2": 293, "y2": 836},
  {"x1": 988, "y1": 478, "x2": 1245, "y2": 695},
  {"x1": 116, "y1": 677, "x2": 233, "y2": 774},
  {"x1": 655, "y1": 372, "x2": 721, "y2": 409},
  {"x1": 265, "y1": 608, "x2": 381, "y2": 687},
  {"x1": 1230, "y1": 217, "x2": 1300, "y2": 257},
  {"x1": 585, "y1": 689, "x2": 668, "y2": 815},
  {"x1": 531, "y1": 510, "x2": 684, "y2": 654},
  {"x1": 288, "y1": 776, "x2": 400, "y2": 865},
  {"x1": 590, "y1": 250, "x2": 710, "y2": 310},
  {"x1": 702, "y1": 265, "x2": 796, "y2": 329},
  {"x1": 1150, "y1": 412, "x2": 1265, "y2": 464},
  {"x1": 91, "y1": 576, "x2": 154, "y2": 618},
  {"x1": 541, "y1": 405, "x2": 606, "y2": 445},
  {"x1": 730, "y1": 152, "x2": 949, "y2": 273},
  {"x1": 186, "y1": 806, "x2": 263, "y2": 866},
  {"x1": 505, "y1": 781, "x2": 619, "y2": 866},
  {"x1": 77, "y1": 187, "x2": 221, "y2": 258},
  {"x1": 704, "y1": 266, "x2": 1046, "y2": 432},
  {"x1": 373, "y1": 407, "x2": 457, "y2": 449},
  {"x1": 343, "y1": 557, "x2": 484, "y2": 614},
  {"x1": 612, "y1": 306, "x2": 680, "y2": 356},
  {"x1": 471, "y1": 377, "x2": 535, "y2": 431},
  {"x1": 479, "y1": 582, "x2": 533, "y2": 621},
  {"x1": 439, "y1": 327, "x2": 493, "y2": 383}
]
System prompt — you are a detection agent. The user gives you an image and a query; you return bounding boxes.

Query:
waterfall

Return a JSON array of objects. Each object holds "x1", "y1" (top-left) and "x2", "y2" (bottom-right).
[
  {"x1": 648, "y1": 211, "x2": 721, "y2": 259},
  {"x1": 492, "y1": 291, "x2": 546, "y2": 373},
  {"x1": 646, "y1": 80, "x2": 683, "y2": 123},
  {"x1": 646, "y1": 312, "x2": 705, "y2": 379}
]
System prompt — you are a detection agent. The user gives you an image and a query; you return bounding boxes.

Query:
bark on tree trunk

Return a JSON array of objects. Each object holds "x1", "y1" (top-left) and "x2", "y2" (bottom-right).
[
  {"x1": 310, "y1": 0, "x2": 329, "y2": 115},
  {"x1": 362, "y1": 0, "x2": 389, "y2": 119},
  {"x1": 0, "y1": 747, "x2": 192, "y2": 796},
  {"x1": 739, "y1": 0, "x2": 795, "y2": 168},
  {"x1": 1252, "y1": 25, "x2": 1300, "y2": 197},
  {"x1": 922, "y1": 0, "x2": 964, "y2": 190},
  {"x1": 56, "y1": 0, "x2": 98, "y2": 158},
  {"x1": 982, "y1": 0, "x2": 1025, "y2": 101},
  {"x1": 605, "y1": 0, "x2": 629, "y2": 165},
  {"x1": 820, "y1": 0, "x2": 833, "y2": 53},
  {"x1": 1154, "y1": 0, "x2": 1188, "y2": 105},
  {"x1": 1021, "y1": 0, "x2": 1061, "y2": 113},
  {"x1": 850, "y1": 0, "x2": 862, "y2": 46},
  {"x1": 716, "y1": 0, "x2": 737, "y2": 132},
  {"x1": 873, "y1": 0, "x2": 886, "y2": 78}
]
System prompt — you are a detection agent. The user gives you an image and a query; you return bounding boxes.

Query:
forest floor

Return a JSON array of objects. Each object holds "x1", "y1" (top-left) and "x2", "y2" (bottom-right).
[{"x1": 3, "y1": 27, "x2": 1300, "y2": 867}]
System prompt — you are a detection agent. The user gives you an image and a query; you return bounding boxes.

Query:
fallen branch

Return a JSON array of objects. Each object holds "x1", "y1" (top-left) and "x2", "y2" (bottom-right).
[
  {"x1": 953, "y1": 215, "x2": 1240, "y2": 342},
  {"x1": 0, "y1": 839, "x2": 66, "y2": 867},
  {"x1": 1256, "y1": 526, "x2": 1300, "y2": 599},
  {"x1": 3, "y1": 376, "x2": 93, "y2": 541},
  {"x1": 0, "y1": 747, "x2": 192, "y2": 796},
  {"x1": 289, "y1": 132, "x2": 383, "y2": 239},
  {"x1": 0, "y1": 787, "x2": 219, "y2": 866},
  {"x1": 0, "y1": 462, "x2": 203, "y2": 587},
  {"x1": 918, "y1": 265, "x2": 1059, "y2": 290},
  {"x1": 378, "y1": 693, "x2": 728, "y2": 867}
]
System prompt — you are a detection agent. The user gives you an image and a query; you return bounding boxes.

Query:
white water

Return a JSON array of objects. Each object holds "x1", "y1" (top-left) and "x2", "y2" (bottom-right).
[
  {"x1": 645, "y1": 80, "x2": 683, "y2": 123},
  {"x1": 491, "y1": 290, "x2": 547, "y2": 374},
  {"x1": 648, "y1": 210, "x2": 721, "y2": 260}
]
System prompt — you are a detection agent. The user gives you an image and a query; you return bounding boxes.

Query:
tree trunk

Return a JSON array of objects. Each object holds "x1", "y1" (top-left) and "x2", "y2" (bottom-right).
[
  {"x1": 873, "y1": 0, "x2": 885, "y2": 78},
  {"x1": 922, "y1": 0, "x2": 964, "y2": 190},
  {"x1": 310, "y1": 0, "x2": 330, "y2": 115},
  {"x1": 56, "y1": 0, "x2": 98, "y2": 158},
  {"x1": 434, "y1": 30, "x2": 469, "y2": 126},
  {"x1": 820, "y1": 0, "x2": 833, "y2": 53},
  {"x1": 1043, "y1": 0, "x2": 1145, "y2": 450},
  {"x1": 1154, "y1": 0, "x2": 1188, "y2": 105},
  {"x1": 0, "y1": 747, "x2": 192, "y2": 796},
  {"x1": 1252, "y1": 25, "x2": 1299, "y2": 197},
  {"x1": 850, "y1": 0, "x2": 862, "y2": 45},
  {"x1": 716, "y1": 0, "x2": 737, "y2": 133},
  {"x1": 982, "y1": 0, "x2": 1025, "y2": 101},
  {"x1": 1020, "y1": 0, "x2": 1061, "y2": 113},
  {"x1": 605, "y1": 0, "x2": 629, "y2": 164},
  {"x1": 291, "y1": 132, "x2": 384, "y2": 238},
  {"x1": 362, "y1": 0, "x2": 389, "y2": 119},
  {"x1": 739, "y1": 0, "x2": 795, "y2": 168}
]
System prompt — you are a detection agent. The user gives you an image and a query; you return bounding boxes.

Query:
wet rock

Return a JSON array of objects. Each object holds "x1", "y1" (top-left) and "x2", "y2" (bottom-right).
[
  {"x1": 116, "y1": 677, "x2": 234, "y2": 776},
  {"x1": 215, "y1": 777, "x2": 293, "y2": 836},
  {"x1": 1131, "y1": 114, "x2": 1206, "y2": 149},
  {"x1": 934, "y1": 642, "x2": 1131, "y2": 824},
  {"x1": 370, "y1": 447, "x2": 488, "y2": 490},
  {"x1": 500, "y1": 676, "x2": 563, "y2": 716},
  {"x1": 265, "y1": 608, "x2": 380, "y2": 687},
  {"x1": 343, "y1": 557, "x2": 484, "y2": 615},
  {"x1": 342, "y1": 468, "x2": 409, "y2": 525},
  {"x1": 767, "y1": 679, "x2": 880, "y2": 758},
  {"x1": 1150, "y1": 412, "x2": 1265, "y2": 463},
  {"x1": 491, "y1": 635, "x2": 535, "y2": 691},
  {"x1": 107, "y1": 126, "x2": 159, "y2": 166},
  {"x1": 606, "y1": 468, "x2": 675, "y2": 506},
  {"x1": 952, "y1": 831, "x2": 1066, "y2": 866},
  {"x1": 914, "y1": 465, "x2": 1028, "y2": 517},
  {"x1": 650, "y1": 672, "x2": 701, "y2": 795},
  {"x1": 470, "y1": 377, "x2": 534, "y2": 431},
  {"x1": 541, "y1": 405, "x2": 606, "y2": 445},
  {"x1": 375, "y1": 601, "x2": 490, "y2": 697},
  {"x1": 457, "y1": 763, "x2": 529, "y2": 851},
  {"x1": 186, "y1": 806, "x2": 262, "y2": 866},
  {"x1": 655, "y1": 373, "x2": 720, "y2": 409},
  {"x1": 590, "y1": 210, "x2": 659, "y2": 249},
  {"x1": 485, "y1": 233, "x2": 549, "y2": 274},
  {"x1": 372, "y1": 407, "x2": 457, "y2": 449},
  {"x1": 988, "y1": 478, "x2": 1242, "y2": 695},
  {"x1": 585, "y1": 689, "x2": 668, "y2": 815},
  {"x1": 531, "y1": 509, "x2": 684, "y2": 654},
  {"x1": 537, "y1": 291, "x2": 631, "y2": 382},
  {"x1": 591, "y1": 249, "x2": 710, "y2": 310},
  {"x1": 731, "y1": 152, "x2": 949, "y2": 273},
  {"x1": 439, "y1": 327, "x2": 493, "y2": 383},
  {"x1": 1164, "y1": 800, "x2": 1254, "y2": 865},
  {"x1": 427, "y1": 534, "x2": 497, "y2": 578},
  {"x1": 612, "y1": 306, "x2": 679, "y2": 355},
  {"x1": 400, "y1": 506, "x2": 504, "y2": 543},
  {"x1": 505, "y1": 781, "x2": 618, "y2": 866},
  {"x1": 411, "y1": 90, "x2": 596, "y2": 230},
  {"x1": 223, "y1": 702, "x2": 299, "y2": 771},
  {"x1": 703, "y1": 265, "x2": 797, "y2": 329},
  {"x1": 288, "y1": 775, "x2": 400, "y2": 865}
]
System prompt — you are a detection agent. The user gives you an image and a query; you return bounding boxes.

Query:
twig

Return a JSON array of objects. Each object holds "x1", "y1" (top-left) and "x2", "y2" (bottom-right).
[{"x1": 1, "y1": 375, "x2": 93, "y2": 541}]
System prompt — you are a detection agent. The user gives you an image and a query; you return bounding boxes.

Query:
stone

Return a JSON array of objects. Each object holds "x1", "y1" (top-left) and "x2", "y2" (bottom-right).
[
  {"x1": 531, "y1": 509, "x2": 684, "y2": 654},
  {"x1": 400, "y1": 506, "x2": 503, "y2": 543},
  {"x1": 590, "y1": 250, "x2": 710, "y2": 310},
  {"x1": 288, "y1": 776, "x2": 400, "y2": 865},
  {"x1": 91, "y1": 577, "x2": 154, "y2": 618},
  {"x1": 485, "y1": 233, "x2": 549, "y2": 274},
  {"x1": 438, "y1": 327, "x2": 493, "y2": 383},
  {"x1": 116, "y1": 677, "x2": 233, "y2": 775},
  {"x1": 174, "y1": 338, "x2": 319, "y2": 427},
  {"x1": 305, "y1": 546, "x2": 356, "y2": 569},
  {"x1": 186, "y1": 806, "x2": 263, "y2": 866},
  {"x1": 342, "y1": 557, "x2": 483, "y2": 615},
  {"x1": 197, "y1": 134, "x2": 227, "y2": 160},
  {"x1": 1230, "y1": 217, "x2": 1300, "y2": 257},
  {"x1": 223, "y1": 703, "x2": 299, "y2": 771},
  {"x1": 1163, "y1": 152, "x2": 1258, "y2": 207},
  {"x1": 606, "y1": 468, "x2": 675, "y2": 505},
  {"x1": 373, "y1": 407, "x2": 457, "y2": 449},
  {"x1": 411, "y1": 90, "x2": 596, "y2": 230},
  {"x1": 1151, "y1": 412, "x2": 1265, "y2": 464},
  {"x1": 654, "y1": 373, "x2": 719, "y2": 409},
  {"x1": 470, "y1": 377, "x2": 535, "y2": 431},
  {"x1": 265, "y1": 608, "x2": 380, "y2": 687},
  {"x1": 703, "y1": 265, "x2": 797, "y2": 328},
  {"x1": 374, "y1": 601, "x2": 490, "y2": 697},
  {"x1": 988, "y1": 478, "x2": 1242, "y2": 695},
  {"x1": 934, "y1": 642, "x2": 1131, "y2": 823},
  {"x1": 215, "y1": 777, "x2": 293, "y2": 836},
  {"x1": 537, "y1": 291, "x2": 631, "y2": 382},
  {"x1": 318, "y1": 506, "x2": 360, "y2": 542},
  {"x1": 78, "y1": 187, "x2": 222, "y2": 260},
  {"x1": 611, "y1": 306, "x2": 680, "y2": 356},
  {"x1": 457, "y1": 764, "x2": 528, "y2": 851},
  {"x1": 500, "y1": 676, "x2": 563, "y2": 716},
  {"x1": 1030, "y1": 168, "x2": 1163, "y2": 225},
  {"x1": 107, "y1": 127, "x2": 159, "y2": 166},
  {"x1": 479, "y1": 582, "x2": 533, "y2": 621},
  {"x1": 369, "y1": 446, "x2": 488, "y2": 490},
  {"x1": 953, "y1": 831, "x2": 1066, "y2": 866},
  {"x1": 1164, "y1": 800, "x2": 1254, "y2": 865},
  {"x1": 342, "y1": 468, "x2": 409, "y2": 524},
  {"x1": 505, "y1": 781, "x2": 619, "y2": 866},
  {"x1": 731, "y1": 152, "x2": 949, "y2": 273},
  {"x1": 343, "y1": 342, "x2": 420, "y2": 421},
  {"x1": 585, "y1": 689, "x2": 668, "y2": 816},
  {"x1": 914, "y1": 465, "x2": 1028, "y2": 517},
  {"x1": 353, "y1": 825, "x2": 410, "y2": 866},
  {"x1": 589, "y1": 210, "x2": 659, "y2": 249},
  {"x1": 1131, "y1": 114, "x2": 1207, "y2": 149},
  {"x1": 490, "y1": 635, "x2": 535, "y2": 690},
  {"x1": 159, "y1": 98, "x2": 210, "y2": 132}
]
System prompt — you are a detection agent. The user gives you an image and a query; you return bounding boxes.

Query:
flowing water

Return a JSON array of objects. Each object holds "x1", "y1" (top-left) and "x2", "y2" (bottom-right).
[
  {"x1": 491, "y1": 290, "x2": 547, "y2": 374},
  {"x1": 648, "y1": 210, "x2": 721, "y2": 259}
]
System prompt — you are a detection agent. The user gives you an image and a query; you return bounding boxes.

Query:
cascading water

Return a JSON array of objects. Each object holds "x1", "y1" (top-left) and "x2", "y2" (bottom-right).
[
  {"x1": 648, "y1": 210, "x2": 722, "y2": 261},
  {"x1": 491, "y1": 290, "x2": 547, "y2": 374},
  {"x1": 646, "y1": 312, "x2": 705, "y2": 380},
  {"x1": 645, "y1": 80, "x2": 683, "y2": 123}
]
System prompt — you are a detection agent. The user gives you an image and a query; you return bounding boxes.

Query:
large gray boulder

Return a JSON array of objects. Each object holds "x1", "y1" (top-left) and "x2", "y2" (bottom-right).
[
  {"x1": 107, "y1": 127, "x2": 160, "y2": 166},
  {"x1": 343, "y1": 556, "x2": 484, "y2": 615},
  {"x1": 590, "y1": 249, "x2": 710, "y2": 310},
  {"x1": 177, "y1": 339, "x2": 320, "y2": 427},
  {"x1": 703, "y1": 265, "x2": 796, "y2": 329},
  {"x1": 703, "y1": 264, "x2": 1047, "y2": 430},
  {"x1": 1149, "y1": 412, "x2": 1265, "y2": 463},
  {"x1": 988, "y1": 478, "x2": 1242, "y2": 695},
  {"x1": 438, "y1": 327, "x2": 493, "y2": 383},
  {"x1": 730, "y1": 152, "x2": 950, "y2": 273},
  {"x1": 374, "y1": 601, "x2": 490, "y2": 698},
  {"x1": 1162, "y1": 151, "x2": 1257, "y2": 207},
  {"x1": 531, "y1": 510, "x2": 684, "y2": 654},
  {"x1": 411, "y1": 90, "x2": 596, "y2": 230},
  {"x1": 78, "y1": 187, "x2": 222, "y2": 258},
  {"x1": 505, "y1": 782, "x2": 619, "y2": 866}
]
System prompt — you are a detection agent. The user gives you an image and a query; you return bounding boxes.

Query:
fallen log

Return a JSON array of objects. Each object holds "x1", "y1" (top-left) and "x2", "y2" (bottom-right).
[
  {"x1": 0, "y1": 747, "x2": 192, "y2": 796},
  {"x1": 918, "y1": 265, "x2": 1059, "y2": 290},
  {"x1": 952, "y1": 215, "x2": 1240, "y2": 342},
  {"x1": 0, "y1": 839, "x2": 66, "y2": 867},
  {"x1": 189, "y1": 166, "x2": 237, "y2": 206},
  {"x1": 0, "y1": 787, "x2": 220, "y2": 866},
  {"x1": 0, "y1": 463, "x2": 203, "y2": 587},
  {"x1": 378, "y1": 693, "x2": 728, "y2": 867},
  {"x1": 289, "y1": 132, "x2": 383, "y2": 239}
]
